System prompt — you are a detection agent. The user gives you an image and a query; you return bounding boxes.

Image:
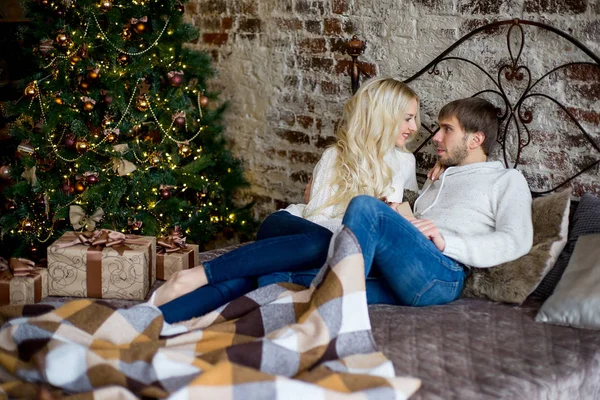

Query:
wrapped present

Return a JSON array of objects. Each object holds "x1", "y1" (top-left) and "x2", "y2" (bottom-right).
[
  {"x1": 156, "y1": 234, "x2": 199, "y2": 280},
  {"x1": 0, "y1": 257, "x2": 49, "y2": 306},
  {"x1": 46, "y1": 230, "x2": 156, "y2": 300}
]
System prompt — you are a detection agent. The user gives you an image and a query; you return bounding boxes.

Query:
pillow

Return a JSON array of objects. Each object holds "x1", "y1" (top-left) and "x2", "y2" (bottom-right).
[
  {"x1": 533, "y1": 192, "x2": 600, "y2": 300},
  {"x1": 461, "y1": 189, "x2": 570, "y2": 304},
  {"x1": 535, "y1": 234, "x2": 600, "y2": 329}
]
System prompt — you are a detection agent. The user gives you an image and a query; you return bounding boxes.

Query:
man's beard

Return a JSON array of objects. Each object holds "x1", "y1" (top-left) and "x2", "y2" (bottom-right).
[{"x1": 439, "y1": 137, "x2": 468, "y2": 167}]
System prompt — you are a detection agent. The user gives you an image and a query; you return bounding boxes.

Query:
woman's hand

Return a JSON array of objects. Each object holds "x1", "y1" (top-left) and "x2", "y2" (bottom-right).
[{"x1": 427, "y1": 161, "x2": 445, "y2": 181}]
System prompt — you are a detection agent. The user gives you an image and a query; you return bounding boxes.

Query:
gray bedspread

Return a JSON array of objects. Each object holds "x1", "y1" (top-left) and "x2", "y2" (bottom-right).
[{"x1": 369, "y1": 298, "x2": 600, "y2": 400}]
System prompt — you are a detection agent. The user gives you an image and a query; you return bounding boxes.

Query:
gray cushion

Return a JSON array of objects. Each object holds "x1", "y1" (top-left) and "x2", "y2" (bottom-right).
[
  {"x1": 533, "y1": 193, "x2": 600, "y2": 300},
  {"x1": 535, "y1": 234, "x2": 600, "y2": 329}
]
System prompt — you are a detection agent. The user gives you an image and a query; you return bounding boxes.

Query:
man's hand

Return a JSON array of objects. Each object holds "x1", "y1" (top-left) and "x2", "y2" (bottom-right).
[
  {"x1": 427, "y1": 161, "x2": 445, "y2": 181},
  {"x1": 408, "y1": 217, "x2": 446, "y2": 251},
  {"x1": 303, "y1": 176, "x2": 313, "y2": 204}
]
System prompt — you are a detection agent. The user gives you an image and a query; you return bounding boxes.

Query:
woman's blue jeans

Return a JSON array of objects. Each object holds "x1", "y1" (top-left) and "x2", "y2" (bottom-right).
[
  {"x1": 260, "y1": 195, "x2": 466, "y2": 306},
  {"x1": 159, "y1": 211, "x2": 332, "y2": 323}
]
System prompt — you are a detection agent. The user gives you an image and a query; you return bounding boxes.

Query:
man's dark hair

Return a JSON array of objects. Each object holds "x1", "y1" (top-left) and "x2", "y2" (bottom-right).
[{"x1": 438, "y1": 97, "x2": 499, "y2": 155}]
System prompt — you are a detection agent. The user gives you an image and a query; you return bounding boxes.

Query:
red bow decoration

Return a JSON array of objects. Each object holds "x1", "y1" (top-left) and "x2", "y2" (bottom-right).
[
  {"x1": 171, "y1": 111, "x2": 186, "y2": 120},
  {"x1": 130, "y1": 16, "x2": 148, "y2": 24},
  {"x1": 167, "y1": 70, "x2": 184, "y2": 79}
]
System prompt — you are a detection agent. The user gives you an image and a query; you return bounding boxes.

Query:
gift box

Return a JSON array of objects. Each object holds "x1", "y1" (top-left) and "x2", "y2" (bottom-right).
[
  {"x1": 0, "y1": 258, "x2": 49, "y2": 306},
  {"x1": 156, "y1": 244, "x2": 199, "y2": 280},
  {"x1": 46, "y1": 231, "x2": 156, "y2": 300}
]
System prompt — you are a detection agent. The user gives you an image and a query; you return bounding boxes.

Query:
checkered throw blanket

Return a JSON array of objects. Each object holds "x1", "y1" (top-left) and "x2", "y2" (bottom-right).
[{"x1": 0, "y1": 228, "x2": 421, "y2": 399}]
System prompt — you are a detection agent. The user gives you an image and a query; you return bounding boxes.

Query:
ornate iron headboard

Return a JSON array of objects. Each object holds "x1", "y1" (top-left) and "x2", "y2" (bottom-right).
[{"x1": 346, "y1": 19, "x2": 600, "y2": 196}]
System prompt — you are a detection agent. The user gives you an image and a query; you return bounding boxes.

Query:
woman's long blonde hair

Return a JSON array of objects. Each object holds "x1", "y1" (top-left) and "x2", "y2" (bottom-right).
[{"x1": 306, "y1": 76, "x2": 420, "y2": 218}]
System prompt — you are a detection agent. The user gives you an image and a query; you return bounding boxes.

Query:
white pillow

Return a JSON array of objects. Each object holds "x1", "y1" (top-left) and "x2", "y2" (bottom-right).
[{"x1": 535, "y1": 234, "x2": 600, "y2": 329}]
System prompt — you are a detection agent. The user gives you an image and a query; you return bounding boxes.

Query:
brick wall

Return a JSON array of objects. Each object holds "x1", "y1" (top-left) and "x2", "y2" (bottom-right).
[{"x1": 185, "y1": 0, "x2": 600, "y2": 219}]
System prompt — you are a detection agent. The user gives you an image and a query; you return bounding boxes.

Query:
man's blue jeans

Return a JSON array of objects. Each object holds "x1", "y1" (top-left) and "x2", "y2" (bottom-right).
[{"x1": 260, "y1": 196, "x2": 466, "y2": 306}]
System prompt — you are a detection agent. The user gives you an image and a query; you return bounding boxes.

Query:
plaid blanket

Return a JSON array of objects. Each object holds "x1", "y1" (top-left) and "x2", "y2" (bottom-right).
[{"x1": 0, "y1": 228, "x2": 421, "y2": 399}]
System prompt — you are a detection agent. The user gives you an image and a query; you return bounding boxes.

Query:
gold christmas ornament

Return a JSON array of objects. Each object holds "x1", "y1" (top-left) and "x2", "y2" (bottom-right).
[
  {"x1": 106, "y1": 132, "x2": 117, "y2": 143},
  {"x1": 69, "y1": 54, "x2": 81, "y2": 65},
  {"x1": 79, "y1": 80, "x2": 90, "y2": 92},
  {"x1": 86, "y1": 68, "x2": 100, "y2": 80},
  {"x1": 74, "y1": 181, "x2": 86, "y2": 194},
  {"x1": 101, "y1": 115, "x2": 113, "y2": 128},
  {"x1": 24, "y1": 82, "x2": 38, "y2": 98},
  {"x1": 148, "y1": 152, "x2": 161, "y2": 166},
  {"x1": 99, "y1": 0, "x2": 113, "y2": 12},
  {"x1": 136, "y1": 96, "x2": 149, "y2": 112},
  {"x1": 81, "y1": 96, "x2": 96, "y2": 112},
  {"x1": 55, "y1": 32, "x2": 70, "y2": 47},
  {"x1": 20, "y1": 218, "x2": 34, "y2": 232},
  {"x1": 117, "y1": 53, "x2": 130, "y2": 65},
  {"x1": 178, "y1": 143, "x2": 192, "y2": 158},
  {"x1": 131, "y1": 17, "x2": 148, "y2": 34},
  {"x1": 121, "y1": 27, "x2": 132, "y2": 40},
  {"x1": 199, "y1": 95, "x2": 209, "y2": 108},
  {"x1": 75, "y1": 139, "x2": 89, "y2": 153},
  {"x1": 54, "y1": 93, "x2": 64, "y2": 105}
]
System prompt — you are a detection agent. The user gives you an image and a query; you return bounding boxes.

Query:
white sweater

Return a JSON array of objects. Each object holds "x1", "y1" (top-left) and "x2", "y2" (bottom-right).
[
  {"x1": 414, "y1": 161, "x2": 533, "y2": 268},
  {"x1": 285, "y1": 147, "x2": 418, "y2": 232}
]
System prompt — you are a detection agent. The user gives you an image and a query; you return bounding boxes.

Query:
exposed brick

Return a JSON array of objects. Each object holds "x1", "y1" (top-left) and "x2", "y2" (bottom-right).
[
  {"x1": 329, "y1": 38, "x2": 346, "y2": 53},
  {"x1": 305, "y1": 97, "x2": 316, "y2": 113},
  {"x1": 276, "y1": 129, "x2": 310, "y2": 144},
  {"x1": 276, "y1": 18, "x2": 303, "y2": 30},
  {"x1": 238, "y1": 18, "x2": 261, "y2": 33},
  {"x1": 305, "y1": 20, "x2": 323, "y2": 34},
  {"x1": 459, "y1": 19, "x2": 502, "y2": 35},
  {"x1": 576, "y1": 82, "x2": 600, "y2": 101},
  {"x1": 321, "y1": 80, "x2": 340, "y2": 95},
  {"x1": 566, "y1": 107, "x2": 600, "y2": 125},
  {"x1": 524, "y1": 0, "x2": 587, "y2": 14},
  {"x1": 315, "y1": 135, "x2": 336, "y2": 148},
  {"x1": 459, "y1": 0, "x2": 502, "y2": 14},
  {"x1": 238, "y1": 33, "x2": 258, "y2": 41},
  {"x1": 296, "y1": 115, "x2": 314, "y2": 129},
  {"x1": 332, "y1": 0, "x2": 348, "y2": 14},
  {"x1": 289, "y1": 150, "x2": 321, "y2": 164},
  {"x1": 280, "y1": 111, "x2": 296, "y2": 127},
  {"x1": 198, "y1": 18, "x2": 221, "y2": 31},
  {"x1": 221, "y1": 17, "x2": 233, "y2": 30},
  {"x1": 284, "y1": 75, "x2": 299, "y2": 90},
  {"x1": 266, "y1": 148, "x2": 287, "y2": 158},
  {"x1": 291, "y1": 170, "x2": 311, "y2": 183},
  {"x1": 311, "y1": 57, "x2": 334, "y2": 72},
  {"x1": 296, "y1": 0, "x2": 325, "y2": 15},
  {"x1": 565, "y1": 64, "x2": 600, "y2": 82},
  {"x1": 298, "y1": 38, "x2": 327, "y2": 53},
  {"x1": 232, "y1": 0, "x2": 258, "y2": 15},
  {"x1": 203, "y1": 33, "x2": 229, "y2": 46},
  {"x1": 274, "y1": 199, "x2": 289, "y2": 210},
  {"x1": 198, "y1": 0, "x2": 226, "y2": 14},
  {"x1": 316, "y1": 118, "x2": 323, "y2": 132},
  {"x1": 572, "y1": 178, "x2": 600, "y2": 197},
  {"x1": 324, "y1": 18, "x2": 343, "y2": 35},
  {"x1": 334, "y1": 59, "x2": 376, "y2": 76},
  {"x1": 343, "y1": 20, "x2": 356, "y2": 34}
]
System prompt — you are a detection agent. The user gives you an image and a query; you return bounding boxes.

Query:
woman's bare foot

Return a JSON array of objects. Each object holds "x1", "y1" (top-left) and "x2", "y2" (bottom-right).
[{"x1": 152, "y1": 265, "x2": 209, "y2": 307}]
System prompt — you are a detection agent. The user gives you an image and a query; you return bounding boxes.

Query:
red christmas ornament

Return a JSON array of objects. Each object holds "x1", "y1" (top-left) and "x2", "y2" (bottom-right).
[
  {"x1": 199, "y1": 95, "x2": 209, "y2": 108},
  {"x1": 168, "y1": 71, "x2": 184, "y2": 87},
  {"x1": 64, "y1": 134, "x2": 77, "y2": 150},
  {"x1": 86, "y1": 174, "x2": 99, "y2": 184},
  {"x1": 60, "y1": 180, "x2": 74, "y2": 194}
]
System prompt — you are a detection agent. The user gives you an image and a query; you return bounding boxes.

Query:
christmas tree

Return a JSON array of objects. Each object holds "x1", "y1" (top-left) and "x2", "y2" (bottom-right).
[{"x1": 0, "y1": 0, "x2": 255, "y2": 259}]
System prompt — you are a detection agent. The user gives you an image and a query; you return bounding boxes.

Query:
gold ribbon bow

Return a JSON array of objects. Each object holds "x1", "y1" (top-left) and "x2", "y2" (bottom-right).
[
  {"x1": 21, "y1": 166, "x2": 37, "y2": 186},
  {"x1": 80, "y1": 96, "x2": 96, "y2": 105},
  {"x1": 157, "y1": 234, "x2": 187, "y2": 253},
  {"x1": 76, "y1": 230, "x2": 128, "y2": 247},
  {"x1": 167, "y1": 70, "x2": 184, "y2": 79},
  {"x1": 70, "y1": 205, "x2": 104, "y2": 231},
  {"x1": 112, "y1": 144, "x2": 137, "y2": 176},
  {"x1": 9, "y1": 258, "x2": 38, "y2": 277}
]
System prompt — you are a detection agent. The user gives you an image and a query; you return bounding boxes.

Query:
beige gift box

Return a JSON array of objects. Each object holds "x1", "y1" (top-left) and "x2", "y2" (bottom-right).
[
  {"x1": 46, "y1": 231, "x2": 156, "y2": 300},
  {"x1": 156, "y1": 244, "x2": 199, "y2": 280},
  {"x1": 0, "y1": 267, "x2": 49, "y2": 306}
]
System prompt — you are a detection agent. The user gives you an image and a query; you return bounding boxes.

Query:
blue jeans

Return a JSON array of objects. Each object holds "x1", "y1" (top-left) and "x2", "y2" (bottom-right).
[
  {"x1": 260, "y1": 196, "x2": 465, "y2": 306},
  {"x1": 159, "y1": 211, "x2": 333, "y2": 323}
]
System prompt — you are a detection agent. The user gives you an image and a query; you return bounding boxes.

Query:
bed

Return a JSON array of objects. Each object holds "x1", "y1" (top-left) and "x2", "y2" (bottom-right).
[
  {"x1": 345, "y1": 18, "x2": 600, "y2": 399},
  {"x1": 2, "y1": 18, "x2": 599, "y2": 400}
]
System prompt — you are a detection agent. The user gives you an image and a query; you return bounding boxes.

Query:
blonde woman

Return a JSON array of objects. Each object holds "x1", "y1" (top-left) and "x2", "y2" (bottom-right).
[{"x1": 154, "y1": 77, "x2": 420, "y2": 322}]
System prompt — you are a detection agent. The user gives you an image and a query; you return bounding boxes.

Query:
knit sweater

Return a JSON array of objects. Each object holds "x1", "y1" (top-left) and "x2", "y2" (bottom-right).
[
  {"x1": 414, "y1": 161, "x2": 533, "y2": 268},
  {"x1": 285, "y1": 147, "x2": 418, "y2": 232}
]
